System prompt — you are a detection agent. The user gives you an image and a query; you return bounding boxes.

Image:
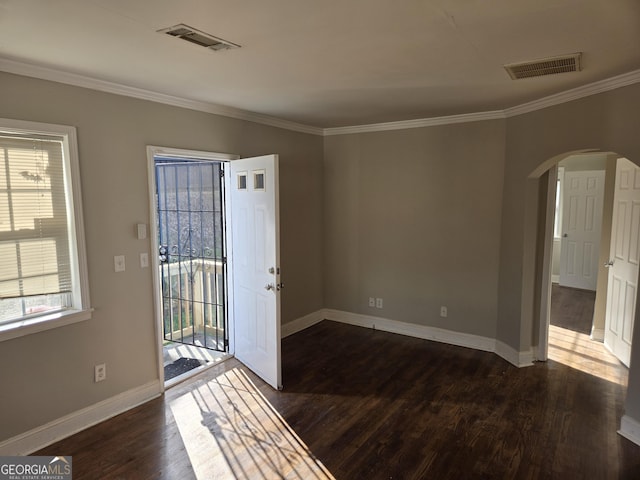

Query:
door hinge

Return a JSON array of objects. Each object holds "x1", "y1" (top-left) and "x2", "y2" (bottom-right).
[
  {"x1": 220, "y1": 168, "x2": 225, "y2": 178},
  {"x1": 224, "y1": 339, "x2": 229, "y2": 348},
  {"x1": 222, "y1": 256, "x2": 227, "y2": 265}
]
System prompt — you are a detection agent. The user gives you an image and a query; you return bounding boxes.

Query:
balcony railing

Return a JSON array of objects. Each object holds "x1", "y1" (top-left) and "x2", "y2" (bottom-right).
[{"x1": 161, "y1": 258, "x2": 226, "y2": 351}]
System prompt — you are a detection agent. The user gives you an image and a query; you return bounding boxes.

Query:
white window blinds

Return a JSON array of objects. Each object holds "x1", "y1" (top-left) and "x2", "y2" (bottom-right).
[{"x1": 0, "y1": 134, "x2": 73, "y2": 300}]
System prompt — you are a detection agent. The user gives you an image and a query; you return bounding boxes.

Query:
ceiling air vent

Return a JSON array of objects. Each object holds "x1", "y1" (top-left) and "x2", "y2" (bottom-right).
[
  {"x1": 504, "y1": 53, "x2": 582, "y2": 80},
  {"x1": 158, "y1": 24, "x2": 240, "y2": 51}
]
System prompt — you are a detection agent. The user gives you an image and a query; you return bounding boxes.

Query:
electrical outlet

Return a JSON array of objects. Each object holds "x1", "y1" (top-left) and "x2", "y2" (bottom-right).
[
  {"x1": 140, "y1": 252, "x2": 149, "y2": 268},
  {"x1": 368, "y1": 297, "x2": 376, "y2": 307},
  {"x1": 376, "y1": 298, "x2": 383, "y2": 309},
  {"x1": 440, "y1": 306, "x2": 448, "y2": 318},
  {"x1": 95, "y1": 363, "x2": 106, "y2": 383}
]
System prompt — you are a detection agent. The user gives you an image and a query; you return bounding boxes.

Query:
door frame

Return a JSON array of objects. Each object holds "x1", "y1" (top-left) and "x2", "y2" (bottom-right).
[
  {"x1": 537, "y1": 165, "x2": 559, "y2": 361},
  {"x1": 146, "y1": 146, "x2": 238, "y2": 392},
  {"x1": 536, "y1": 152, "x2": 616, "y2": 361}
]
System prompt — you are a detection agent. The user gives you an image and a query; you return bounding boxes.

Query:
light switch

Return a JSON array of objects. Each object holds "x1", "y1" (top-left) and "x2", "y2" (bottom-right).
[
  {"x1": 140, "y1": 252, "x2": 149, "y2": 268},
  {"x1": 114, "y1": 255, "x2": 126, "y2": 272},
  {"x1": 137, "y1": 223, "x2": 147, "y2": 240}
]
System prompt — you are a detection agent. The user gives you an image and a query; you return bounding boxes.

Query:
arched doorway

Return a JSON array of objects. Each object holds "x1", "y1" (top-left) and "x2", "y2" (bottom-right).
[{"x1": 533, "y1": 150, "x2": 638, "y2": 376}]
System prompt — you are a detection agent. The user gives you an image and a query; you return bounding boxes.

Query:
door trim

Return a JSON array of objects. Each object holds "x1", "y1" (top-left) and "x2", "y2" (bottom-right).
[
  {"x1": 146, "y1": 146, "x2": 239, "y2": 392},
  {"x1": 537, "y1": 166, "x2": 558, "y2": 361}
]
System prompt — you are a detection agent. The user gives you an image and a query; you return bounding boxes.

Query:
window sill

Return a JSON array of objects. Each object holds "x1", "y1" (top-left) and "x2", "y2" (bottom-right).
[{"x1": 0, "y1": 308, "x2": 93, "y2": 342}]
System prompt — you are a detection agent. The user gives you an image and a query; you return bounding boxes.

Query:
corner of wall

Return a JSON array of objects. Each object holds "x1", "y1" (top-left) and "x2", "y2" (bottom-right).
[
  {"x1": 619, "y1": 415, "x2": 640, "y2": 447},
  {"x1": 286, "y1": 308, "x2": 535, "y2": 369},
  {"x1": 281, "y1": 310, "x2": 326, "y2": 338},
  {"x1": 495, "y1": 340, "x2": 534, "y2": 368}
]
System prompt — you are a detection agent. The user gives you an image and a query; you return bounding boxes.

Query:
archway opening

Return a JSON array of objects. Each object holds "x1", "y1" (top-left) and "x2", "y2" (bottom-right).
[{"x1": 531, "y1": 150, "x2": 637, "y2": 385}]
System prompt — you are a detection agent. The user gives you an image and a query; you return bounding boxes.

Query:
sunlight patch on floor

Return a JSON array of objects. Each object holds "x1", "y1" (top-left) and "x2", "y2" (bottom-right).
[
  {"x1": 170, "y1": 367, "x2": 335, "y2": 480},
  {"x1": 548, "y1": 324, "x2": 628, "y2": 386}
]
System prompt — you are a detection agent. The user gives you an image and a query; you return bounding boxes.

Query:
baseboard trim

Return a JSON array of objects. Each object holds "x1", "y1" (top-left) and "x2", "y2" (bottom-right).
[
  {"x1": 311, "y1": 309, "x2": 533, "y2": 368},
  {"x1": 619, "y1": 415, "x2": 640, "y2": 446},
  {"x1": 1, "y1": 309, "x2": 536, "y2": 455},
  {"x1": 0, "y1": 380, "x2": 162, "y2": 456},
  {"x1": 323, "y1": 309, "x2": 496, "y2": 353},
  {"x1": 495, "y1": 340, "x2": 534, "y2": 367},
  {"x1": 591, "y1": 327, "x2": 605, "y2": 342},
  {"x1": 282, "y1": 310, "x2": 325, "y2": 338}
]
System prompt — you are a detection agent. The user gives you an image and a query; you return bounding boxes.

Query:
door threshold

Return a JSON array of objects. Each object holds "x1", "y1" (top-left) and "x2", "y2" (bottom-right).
[{"x1": 165, "y1": 352, "x2": 233, "y2": 389}]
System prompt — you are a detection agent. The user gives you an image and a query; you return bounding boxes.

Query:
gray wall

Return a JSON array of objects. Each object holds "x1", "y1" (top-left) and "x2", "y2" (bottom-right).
[
  {"x1": 3, "y1": 67, "x2": 640, "y2": 447},
  {"x1": 560, "y1": 152, "x2": 608, "y2": 172},
  {"x1": 323, "y1": 121, "x2": 506, "y2": 338},
  {"x1": 0, "y1": 71, "x2": 324, "y2": 441}
]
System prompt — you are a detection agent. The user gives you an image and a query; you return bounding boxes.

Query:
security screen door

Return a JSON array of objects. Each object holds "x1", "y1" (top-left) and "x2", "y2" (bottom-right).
[{"x1": 155, "y1": 157, "x2": 228, "y2": 352}]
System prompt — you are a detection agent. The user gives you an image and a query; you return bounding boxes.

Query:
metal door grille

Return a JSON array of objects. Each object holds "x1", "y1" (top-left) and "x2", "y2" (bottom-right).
[{"x1": 155, "y1": 158, "x2": 227, "y2": 351}]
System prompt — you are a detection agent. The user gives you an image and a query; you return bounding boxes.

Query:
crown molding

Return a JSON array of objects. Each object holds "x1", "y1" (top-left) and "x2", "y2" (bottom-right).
[
  {"x1": 324, "y1": 69, "x2": 640, "y2": 135},
  {"x1": 503, "y1": 69, "x2": 640, "y2": 118},
  {"x1": 323, "y1": 110, "x2": 506, "y2": 136},
  {"x1": 0, "y1": 57, "x2": 324, "y2": 136},
  {"x1": 2, "y1": 57, "x2": 640, "y2": 137}
]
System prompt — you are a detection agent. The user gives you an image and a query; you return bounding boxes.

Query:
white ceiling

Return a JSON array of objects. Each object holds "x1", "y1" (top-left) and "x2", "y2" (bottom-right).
[{"x1": 1, "y1": 0, "x2": 639, "y2": 128}]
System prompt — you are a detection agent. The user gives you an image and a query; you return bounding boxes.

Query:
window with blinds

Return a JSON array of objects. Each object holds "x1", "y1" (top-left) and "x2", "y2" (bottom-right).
[{"x1": 0, "y1": 120, "x2": 89, "y2": 328}]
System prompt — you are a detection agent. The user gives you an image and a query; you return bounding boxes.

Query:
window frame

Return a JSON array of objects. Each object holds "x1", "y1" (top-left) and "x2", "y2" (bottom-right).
[{"x1": 0, "y1": 118, "x2": 91, "y2": 342}]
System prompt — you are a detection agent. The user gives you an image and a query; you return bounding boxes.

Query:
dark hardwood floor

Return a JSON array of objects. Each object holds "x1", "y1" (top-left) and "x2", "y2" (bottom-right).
[
  {"x1": 550, "y1": 284, "x2": 595, "y2": 335},
  {"x1": 38, "y1": 320, "x2": 640, "y2": 479}
]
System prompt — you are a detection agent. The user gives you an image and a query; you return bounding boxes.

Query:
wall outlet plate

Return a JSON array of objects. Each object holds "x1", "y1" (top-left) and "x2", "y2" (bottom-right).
[
  {"x1": 376, "y1": 298, "x2": 383, "y2": 309},
  {"x1": 95, "y1": 363, "x2": 106, "y2": 382},
  {"x1": 368, "y1": 297, "x2": 376, "y2": 307}
]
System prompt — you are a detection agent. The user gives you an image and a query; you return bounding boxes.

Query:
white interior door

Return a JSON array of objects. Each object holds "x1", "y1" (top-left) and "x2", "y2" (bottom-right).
[
  {"x1": 229, "y1": 154, "x2": 282, "y2": 389},
  {"x1": 605, "y1": 158, "x2": 640, "y2": 367},
  {"x1": 559, "y1": 170, "x2": 605, "y2": 290}
]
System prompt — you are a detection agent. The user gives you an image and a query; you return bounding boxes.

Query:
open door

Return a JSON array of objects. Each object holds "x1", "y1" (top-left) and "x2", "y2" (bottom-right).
[
  {"x1": 605, "y1": 158, "x2": 640, "y2": 367},
  {"x1": 229, "y1": 154, "x2": 282, "y2": 389}
]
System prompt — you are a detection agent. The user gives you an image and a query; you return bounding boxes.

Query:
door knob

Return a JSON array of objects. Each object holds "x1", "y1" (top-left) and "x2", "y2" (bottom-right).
[
  {"x1": 604, "y1": 260, "x2": 615, "y2": 268},
  {"x1": 265, "y1": 283, "x2": 275, "y2": 291},
  {"x1": 563, "y1": 233, "x2": 568, "y2": 238}
]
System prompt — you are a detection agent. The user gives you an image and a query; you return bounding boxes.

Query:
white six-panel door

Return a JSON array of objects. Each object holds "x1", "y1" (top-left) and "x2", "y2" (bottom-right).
[
  {"x1": 559, "y1": 171, "x2": 605, "y2": 291},
  {"x1": 229, "y1": 154, "x2": 282, "y2": 389},
  {"x1": 605, "y1": 158, "x2": 640, "y2": 367}
]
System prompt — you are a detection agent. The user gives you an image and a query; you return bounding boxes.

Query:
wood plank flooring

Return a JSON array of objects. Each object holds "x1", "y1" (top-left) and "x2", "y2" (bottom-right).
[
  {"x1": 550, "y1": 284, "x2": 595, "y2": 335},
  {"x1": 37, "y1": 320, "x2": 640, "y2": 479}
]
